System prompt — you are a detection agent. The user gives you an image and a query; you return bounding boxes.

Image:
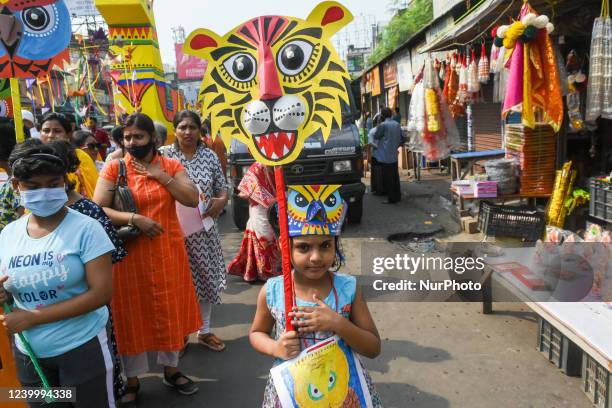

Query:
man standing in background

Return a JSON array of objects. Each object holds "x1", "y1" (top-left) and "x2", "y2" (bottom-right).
[
  {"x1": 374, "y1": 107, "x2": 403, "y2": 204},
  {"x1": 87, "y1": 116, "x2": 110, "y2": 160},
  {"x1": 21, "y1": 110, "x2": 39, "y2": 138},
  {"x1": 392, "y1": 107, "x2": 402, "y2": 124}
]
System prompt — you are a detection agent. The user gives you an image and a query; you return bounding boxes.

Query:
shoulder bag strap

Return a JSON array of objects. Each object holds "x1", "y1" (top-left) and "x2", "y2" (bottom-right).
[{"x1": 117, "y1": 159, "x2": 127, "y2": 188}]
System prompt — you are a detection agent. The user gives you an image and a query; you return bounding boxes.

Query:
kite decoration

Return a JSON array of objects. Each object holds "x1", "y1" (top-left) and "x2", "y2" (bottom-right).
[
  {"x1": 271, "y1": 336, "x2": 373, "y2": 408},
  {"x1": 186, "y1": 1, "x2": 354, "y2": 334},
  {"x1": 0, "y1": 0, "x2": 71, "y2": 78},
  {"x1": 95, "y1": 0, "x2": 184, "y2": 135},
  {"x1": 0, "y1": 0, "x2": 72, "y2": 141}
]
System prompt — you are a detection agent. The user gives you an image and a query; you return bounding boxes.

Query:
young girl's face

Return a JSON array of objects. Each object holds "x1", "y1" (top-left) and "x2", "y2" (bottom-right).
[{"x1": 291, "y1": 235, "x2": 336, "y2": 280}]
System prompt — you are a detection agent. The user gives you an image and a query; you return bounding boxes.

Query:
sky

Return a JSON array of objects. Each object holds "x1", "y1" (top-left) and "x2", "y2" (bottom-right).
[{"x1": 153, "y1": 0, "x2": 392, "y2": 67}]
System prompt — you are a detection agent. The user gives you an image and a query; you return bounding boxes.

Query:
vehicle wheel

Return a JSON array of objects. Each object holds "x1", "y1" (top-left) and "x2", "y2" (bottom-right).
[
  {"x1": 347, "y1": 199, "x2": 363, "y2": 224},
  {"x1": 232, "y1": 196, "x2": 249, "y2": 231}
]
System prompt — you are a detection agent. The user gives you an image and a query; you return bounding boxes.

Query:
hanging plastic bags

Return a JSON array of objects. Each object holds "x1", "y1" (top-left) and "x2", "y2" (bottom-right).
[
  {"x1": 445, "y1": 53, "x2": 465, "y2": 117},
  {"x1": 467, "y1": 49, "x2": 480, "y2": 94},
  {"x1": 478, "y1": 43, "x2": 490, "y2": 83},
  {"x1": 456, "y1": 54, "x2": 469, "y2": 104},
  {"x1": 585, "y1": 1, "x2": 612, "y2": 123}
]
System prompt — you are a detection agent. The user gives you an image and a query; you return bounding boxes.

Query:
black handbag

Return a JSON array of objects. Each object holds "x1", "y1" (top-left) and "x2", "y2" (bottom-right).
[{"x1": 112, "y1": 159, "x2": 140, "y2": 241}]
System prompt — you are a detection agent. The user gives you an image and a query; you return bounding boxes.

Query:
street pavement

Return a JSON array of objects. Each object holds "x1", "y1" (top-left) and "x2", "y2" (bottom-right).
[{"x1": 132, "y1": 175, "x2": 591, "y2": 407}]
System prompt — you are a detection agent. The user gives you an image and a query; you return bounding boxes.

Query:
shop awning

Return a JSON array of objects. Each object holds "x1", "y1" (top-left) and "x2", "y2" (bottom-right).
[
  {"x1": 420, "y1": 0, "x2": 590, "y2": 53},
  {"x1": 419, "y1": 0, "x2": 514, "y2": 53}
]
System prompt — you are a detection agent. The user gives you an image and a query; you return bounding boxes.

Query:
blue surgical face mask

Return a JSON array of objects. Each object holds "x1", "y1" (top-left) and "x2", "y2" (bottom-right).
[{"x1": 19, "y1": 187, "x2": 68, "y2": 217}]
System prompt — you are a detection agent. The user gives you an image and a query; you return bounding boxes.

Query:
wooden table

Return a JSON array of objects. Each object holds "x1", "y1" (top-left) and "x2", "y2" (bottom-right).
[
  {"x1": 408, "y1": 151, "x2": 450, "y2": 181},
  {"x1": 450, "y1": 149, "x2": 506, "y2": 181},
  {"x1": 481, "y1": 247, "x2": 612, "y2": 371}
]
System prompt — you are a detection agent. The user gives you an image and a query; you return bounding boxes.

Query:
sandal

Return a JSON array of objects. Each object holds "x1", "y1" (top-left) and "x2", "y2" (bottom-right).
[
  {"x1": 119, "y1": 379, "x2": 140, "y2": 406},
  {"x1": 197, "y1": 333, "x2": 226, "y2": 352},
  {"x1": 162, "y1": 371, "x2": 199, "y2": 396}
]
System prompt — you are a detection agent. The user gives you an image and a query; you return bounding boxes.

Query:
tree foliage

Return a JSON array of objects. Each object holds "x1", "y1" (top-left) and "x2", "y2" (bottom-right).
[{"x1": 368, "y1": 0, "x2": 434, "y2": 65}]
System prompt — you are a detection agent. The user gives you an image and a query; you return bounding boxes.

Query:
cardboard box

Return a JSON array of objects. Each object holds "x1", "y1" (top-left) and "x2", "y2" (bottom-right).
[{"x1": 461, "y1": 217, "x2": 479, "y2": 234}]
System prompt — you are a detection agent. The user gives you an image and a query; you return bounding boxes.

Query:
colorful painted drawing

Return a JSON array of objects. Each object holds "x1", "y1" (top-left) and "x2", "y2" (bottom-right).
[
  {"x1": 95, "y1": 0, "x2": 183, "y2": 135},
  {"x1": 0, "y1": 0, "x2": 71, "y2": 78},
  {"x1": 0, "y1": 78, "x2": 12, "y2": 117},
  {"x1": 184, "y1": 1, "x2": 353, "y2": 165},
  {"x1": 271, "y1": 336, "x2": 373, "y2": 408}
]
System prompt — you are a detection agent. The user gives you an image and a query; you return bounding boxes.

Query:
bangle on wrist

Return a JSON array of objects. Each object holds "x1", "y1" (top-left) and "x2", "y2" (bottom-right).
[
  {"x1": 128, "y1": 212, "x2": 135, "y2": 227},
  {"x1": 164, "y1": 177, "x2": 174, "y2": 186}
]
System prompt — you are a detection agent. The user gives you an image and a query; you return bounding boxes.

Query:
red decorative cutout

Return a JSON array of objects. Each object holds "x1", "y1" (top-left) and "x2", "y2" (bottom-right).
[
  {"x1": 190, "y1": 34, "x2": 217, "y2": 50},
  {"x1": 321, "y1": 6, "x2": 344, "y2": 26}
]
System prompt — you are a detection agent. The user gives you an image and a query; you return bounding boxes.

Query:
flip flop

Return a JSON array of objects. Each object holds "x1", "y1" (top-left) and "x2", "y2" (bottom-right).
[{"x1": 197, "y1": 333, "x2": 226, "y2": 352}]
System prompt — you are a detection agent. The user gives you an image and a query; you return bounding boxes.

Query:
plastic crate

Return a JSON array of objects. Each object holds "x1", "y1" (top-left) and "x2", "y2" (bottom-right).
[
  {"x1": 583, "y1": 353, "x2": 611, "y2": 408},
  {"x1": 590, "y1": 178, "x2": 612, "y2": 223},
  {"x1": 477, "y1": 201, "x2": 545, "y2": 242},
  {"x1": 537, "y1": 318, "x2": 582, "y2": 376}
]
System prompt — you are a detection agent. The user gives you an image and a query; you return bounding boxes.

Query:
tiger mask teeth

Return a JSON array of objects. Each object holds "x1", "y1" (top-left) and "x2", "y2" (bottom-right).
[{"x1": 253, "y1": 131, "x2": 297, "y2": 162}]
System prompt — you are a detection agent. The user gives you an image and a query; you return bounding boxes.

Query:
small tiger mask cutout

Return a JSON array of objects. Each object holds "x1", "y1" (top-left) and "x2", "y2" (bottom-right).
[{"x1": 185, "y1": 1, "x2": 353, "y2": 166}]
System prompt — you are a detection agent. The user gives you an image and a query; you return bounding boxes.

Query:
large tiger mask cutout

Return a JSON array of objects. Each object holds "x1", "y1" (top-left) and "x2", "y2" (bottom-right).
[{"x1": 185, "y1": 1, "x2": 353, "y2": 166}]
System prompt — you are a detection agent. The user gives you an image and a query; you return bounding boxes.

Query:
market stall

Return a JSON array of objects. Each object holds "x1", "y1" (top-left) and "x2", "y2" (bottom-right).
[{"x1": 483, "y1": 245, "x2": 612, "y2": 406}]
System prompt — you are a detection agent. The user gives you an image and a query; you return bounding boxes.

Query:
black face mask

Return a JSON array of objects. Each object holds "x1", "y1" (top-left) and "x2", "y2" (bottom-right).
[{"x1": 127, "y1": 141, "x2": 155, "y2": 159}]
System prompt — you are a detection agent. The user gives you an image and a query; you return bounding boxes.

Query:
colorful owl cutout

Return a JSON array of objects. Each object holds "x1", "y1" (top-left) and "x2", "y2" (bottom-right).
[
  {"x1": 287, "y1": 185, "x2": 346, "y2": 237},
  {"x1": 0, "y1": 0, "x2": 71, "y2": 78},
  {"x1": 185, "y1": 2, "x2": 353, "y2": 166}
]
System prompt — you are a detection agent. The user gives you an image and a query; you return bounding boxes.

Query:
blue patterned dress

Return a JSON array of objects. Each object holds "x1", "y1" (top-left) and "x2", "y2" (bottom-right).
[{"x1": 262, "y1": 272, "x2": 383, "y2": 407}]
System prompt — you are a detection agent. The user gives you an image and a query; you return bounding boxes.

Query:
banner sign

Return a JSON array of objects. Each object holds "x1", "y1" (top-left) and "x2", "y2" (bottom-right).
[{"x1": 175, "y1": 43, "x2": 208, "y2": 81}]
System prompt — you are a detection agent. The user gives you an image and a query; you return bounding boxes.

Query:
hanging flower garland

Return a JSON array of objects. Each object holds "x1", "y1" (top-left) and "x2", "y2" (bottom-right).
[
  {"x1": 500, "y1": 2, "x2": 563, "y2": 132},
  {"x1": 496, "y1": 12, "x2": 555, "y2": 50},
  {"x1": 408, "y1": 57, "x2": 460, "y2": 161}
]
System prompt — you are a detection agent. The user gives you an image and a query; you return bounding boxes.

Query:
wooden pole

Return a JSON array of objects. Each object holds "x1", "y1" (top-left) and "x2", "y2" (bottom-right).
[
  {"x1": 274, "y1": 166, "x2": 295, "y2": 332},
  {"x1": 10, "y1": 78, "x2": 25, "y2": 142}
]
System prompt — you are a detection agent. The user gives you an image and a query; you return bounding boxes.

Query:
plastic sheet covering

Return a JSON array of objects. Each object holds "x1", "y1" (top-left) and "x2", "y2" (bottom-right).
[
  {"x1": 553, "y1": 43, "x2": 569, "y2": 97},
  {"x1": 407, "y1": 82, "x2": 425, "y2": 152}
]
